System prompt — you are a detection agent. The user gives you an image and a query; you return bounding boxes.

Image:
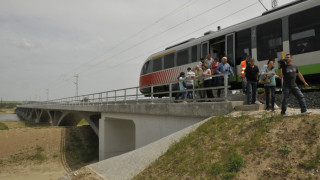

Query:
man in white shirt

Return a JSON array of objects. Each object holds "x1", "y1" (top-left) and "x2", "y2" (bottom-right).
[
  {"x1": 204, "y1": 54, "x2": 213, "y2": 70},
  {"x1": 185, "y1": 67, "x2": 195, "y2": 99}
]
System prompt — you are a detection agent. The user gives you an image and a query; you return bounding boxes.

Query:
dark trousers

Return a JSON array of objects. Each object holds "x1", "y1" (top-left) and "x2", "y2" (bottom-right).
[
  {"x1": 197, "y1": 83, "x2": 205, "y2": 98},
  {"x1": 265, "y1": 86, "x2": 275, "y2": 110},
  {"x1": 212, "y1": 76, "x2": 220, "y2": 97},
  {"x1": 247, "y1": 80, "x2": 257, "y2": 104},
  {"x1": 216, "y1": 76, "x2": 225, "y2": 97},
  {"x1": 281, "y1": 86, "x2": 307, "y2": 114},
  {"x1": 204, "y1": 80, "x2": 213, "y2": 99},
  {"x1": 242, "y1": 77, "x2": 247, "y2": 94}
]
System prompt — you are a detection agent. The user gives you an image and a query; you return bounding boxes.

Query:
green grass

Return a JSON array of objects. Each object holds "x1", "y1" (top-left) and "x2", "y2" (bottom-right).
[
  {"x1": 279, "y1": 145, "x2": 292, "y2": 154},
  {"x1": 77, "y1": 118, "x2": 89, "y2": 126},
  {"x1": 0, "y1": 122, "x2": 9, "y2": 130},
  {"x1": 134, "y1": 114, "x2": 284, "y2": 179},
  {"x1": 28, "y1": 146, "x2": 46, "y2": 162}
]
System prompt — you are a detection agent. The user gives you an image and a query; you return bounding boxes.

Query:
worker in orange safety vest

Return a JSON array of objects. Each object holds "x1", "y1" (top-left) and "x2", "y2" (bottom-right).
[{"x1": 240, "y1": 55, "x2": 251, "y2": 95}]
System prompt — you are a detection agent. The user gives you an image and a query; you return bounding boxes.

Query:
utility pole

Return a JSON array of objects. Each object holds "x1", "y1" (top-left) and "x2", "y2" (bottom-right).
[
  {"x1": 271, "y1": 0, "x2": 278, "y2": 8},
  {"x1": 46, "y1": 89, "x2": 49, "y2": 101},
  {"x1": 74, "y1": 74, "x2": 79, "y2": 96}
]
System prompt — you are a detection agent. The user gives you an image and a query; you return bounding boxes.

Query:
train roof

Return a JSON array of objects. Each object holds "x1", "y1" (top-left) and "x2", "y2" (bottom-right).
[{"x1": 143, "y1": 0, "x2": 320, "y2": 64}]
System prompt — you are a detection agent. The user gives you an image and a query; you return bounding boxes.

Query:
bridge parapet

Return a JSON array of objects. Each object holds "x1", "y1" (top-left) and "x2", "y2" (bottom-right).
[{"x1": 16, "y1": 73, "x2": 245, "y2": 160}]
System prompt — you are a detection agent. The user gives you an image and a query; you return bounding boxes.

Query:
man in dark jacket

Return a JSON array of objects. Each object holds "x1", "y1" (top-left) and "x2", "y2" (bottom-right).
[{"x1": 244, "y1": 58, "x2": 260, "y2": 105}]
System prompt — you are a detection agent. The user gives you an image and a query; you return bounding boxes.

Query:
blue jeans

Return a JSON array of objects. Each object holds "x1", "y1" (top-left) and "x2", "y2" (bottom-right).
[
  {"x1": 281, "y1": 86, "x2": 307, "y2": 114},
  {"x1": 186, "y1": 85, "x2": 193, "y2": 99},
  {"x1": 265, "y1": 86, "x2": 275, "y2": 109},
  {"x1": 242, "y1": 77, "x2": 247, "y2": 94},
  {"x1": 247, "y1": 80, "x2": 257, "y2": 104}
]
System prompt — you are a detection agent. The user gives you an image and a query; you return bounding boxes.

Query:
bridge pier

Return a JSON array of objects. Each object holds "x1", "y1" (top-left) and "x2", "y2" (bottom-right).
[
  {"x1": 83, "y1": 113, "x2": 100, "y2": 136},
  {"x1": 99, "y1": 113, "x2": 203, "y2": 161}
]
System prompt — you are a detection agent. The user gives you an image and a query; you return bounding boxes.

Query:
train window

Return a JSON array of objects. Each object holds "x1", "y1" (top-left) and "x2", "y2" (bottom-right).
[
  {"x1": 289, "y1": 6, "x2": 320, "y2": 55},
  {"x1": 236, "y1": 29, "x2": 251, "y2": 65},
  {"x1": 142, "y1": 60, "x2": 151, "y2": 75},
  {"x1": 176, "y1": 48, "x2": 189, "y2": 66},
  {"x1": 257, "y1": 19, "x2": 283, "y2": 60},
  {"x1": 201, "y1": 42, "x2": 208, "y2": 57},
  {"x1": 164, "y1": 53, "x2": 174, "y2": 69},
  {"x1": 191, "y1": 45, "x2": 198, "y2": 62},
  {"x1": 152, "y1": 57, "x2": 162, "y2": 72}
]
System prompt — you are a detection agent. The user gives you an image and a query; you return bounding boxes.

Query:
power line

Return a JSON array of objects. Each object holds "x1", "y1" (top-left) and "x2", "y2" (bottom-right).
[
  {"x1": 83, "y1": 1, "x2": 260, "y2": 78},
  {"x1": 33, "y1": 1, "x2": 261, "y2": 99},
  {"x1": 73, "y1": 0, "x2": 233, "y2": 76},
  {"x1": 258, "y1": 0, "x2": 269, "y2": 11},
  {"x1": 27, "y1": 0, "x2": 200, "y2": 96},
  {"x1": 54, "y1": 0, "x2": 199, "y2": 79}
]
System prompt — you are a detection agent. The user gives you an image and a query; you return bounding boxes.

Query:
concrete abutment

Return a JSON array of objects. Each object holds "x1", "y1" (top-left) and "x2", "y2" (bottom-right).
[{"x1": 98, "y1": 113, "x2": 203, "y2": 161}]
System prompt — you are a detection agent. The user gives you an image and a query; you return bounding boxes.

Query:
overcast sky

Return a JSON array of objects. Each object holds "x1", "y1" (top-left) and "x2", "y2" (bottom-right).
[{"x1": 0, "y1": 0, "x2": 294, "y2": 101}]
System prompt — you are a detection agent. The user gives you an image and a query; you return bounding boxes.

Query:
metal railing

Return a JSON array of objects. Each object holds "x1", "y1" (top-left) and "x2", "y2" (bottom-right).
[{"x1": 19, "y1": 73, "x2": 231, "y2": 107}]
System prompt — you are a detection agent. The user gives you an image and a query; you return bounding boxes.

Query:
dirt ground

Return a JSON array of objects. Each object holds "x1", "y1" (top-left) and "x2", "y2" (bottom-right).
[
  {"x1": 0, "y1": 108, "x2": 15, "y2": 114},
  {"x1": 0, "y1": 124, "x2": 99, "y2": 180},
  {"x1": 0, "y1": 127, "x2": 67, "y2": 180}
]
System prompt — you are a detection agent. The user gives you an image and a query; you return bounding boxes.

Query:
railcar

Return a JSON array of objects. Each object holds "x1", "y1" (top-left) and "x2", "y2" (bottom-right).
[{"x1": 140, "y1": 0, "x2": 320, "y2": 96}]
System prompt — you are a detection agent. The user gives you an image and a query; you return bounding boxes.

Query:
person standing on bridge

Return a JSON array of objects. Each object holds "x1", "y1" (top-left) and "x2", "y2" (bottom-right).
[
  {"x1": 185, "y1": 67, "x2": 195, "y2": 99},
  {"x1": 204, "y1": 54, "x2": 213, "y2": 70},
  {"x1": 199, "y1": 58, "x2": 205, "y2": 68},
  {"x1": 216, "y1": 57, "x2": 234, "y2": 97},
  {"x1": 261, "y1": 60, "x2": 276, "y2": 111},
  {"x1": 239, "y1": 56, "x2": 251, "y2": 95},
  {"x1": 175, "y1": 72, "x2": 187, "y2": 103},
  {"x1": 279, "y1": 54, "x2": 311, "y2": 116},
  {"x1": 202, "y1": 64, "x2": 213, "y2": 101},
  {"x1": 244, "y1": 58, "x2": 260, "y2": 105},
  {"x1": 194, "y1": 65, "x2": 205, "y2": 99},
  {"x1": 211, "y1": 57, "x2": 220, "y2": 97}
]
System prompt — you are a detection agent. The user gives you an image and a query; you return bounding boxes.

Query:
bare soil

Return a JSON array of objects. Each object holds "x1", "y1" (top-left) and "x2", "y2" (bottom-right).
[
  {"x1": 0, "y1": 127, "x2": 66, "y2": 180},
  {"x1": 0, "y1": 108, "x2": 15, "y2": 114},
  {"x1": 0, "y1": 125, "x2": 98, "y2": 180}
]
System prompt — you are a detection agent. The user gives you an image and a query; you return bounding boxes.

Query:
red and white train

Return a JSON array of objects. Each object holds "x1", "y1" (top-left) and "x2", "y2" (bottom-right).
[{"x1": 140, "y1": 0, "x2": 320, "y2": 96}]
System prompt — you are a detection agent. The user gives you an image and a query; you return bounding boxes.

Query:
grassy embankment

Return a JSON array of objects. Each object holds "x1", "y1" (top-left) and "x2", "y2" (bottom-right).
[{"x1": 134, "y1": 114, "x2": 320, "y2": 180}]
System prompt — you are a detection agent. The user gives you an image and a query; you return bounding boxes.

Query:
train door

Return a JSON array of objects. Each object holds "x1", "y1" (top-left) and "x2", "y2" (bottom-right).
[
  {"x1": 225, "y1": 33, "x2": 237, "y2": 81},
  {"x1": 201, "y1": 41, "x2": 209, "y2": 58}
]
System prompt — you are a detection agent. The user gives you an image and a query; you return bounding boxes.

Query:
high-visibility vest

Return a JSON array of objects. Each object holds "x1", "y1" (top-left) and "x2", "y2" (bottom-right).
[{"x1": 240, "y1": 60, "x2": 247, "y2": 78}]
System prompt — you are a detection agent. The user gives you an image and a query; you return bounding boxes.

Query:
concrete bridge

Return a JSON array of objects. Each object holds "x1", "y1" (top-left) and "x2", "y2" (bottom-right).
[{"x1": 16, "y1": 74, "x2": 244, "y2": 161}]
